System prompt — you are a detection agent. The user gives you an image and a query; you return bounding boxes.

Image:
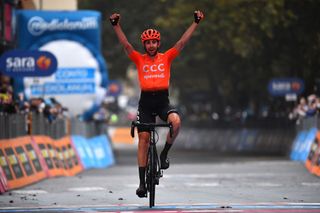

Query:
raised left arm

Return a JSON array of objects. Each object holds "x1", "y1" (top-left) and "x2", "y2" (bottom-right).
[{"x1": 174, "y1": 10, "x2": 204, "y2": 52}]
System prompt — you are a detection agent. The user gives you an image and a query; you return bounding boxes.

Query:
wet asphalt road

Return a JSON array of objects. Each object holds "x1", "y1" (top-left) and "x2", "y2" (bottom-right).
[{"x1": 0, "y1": 144, "x2": 320, "y2": 212}]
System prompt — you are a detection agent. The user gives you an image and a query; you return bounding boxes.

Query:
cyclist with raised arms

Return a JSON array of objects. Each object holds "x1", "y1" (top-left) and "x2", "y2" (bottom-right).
[{"x1": 109, "y1": 10, "x2": 204, "y2": 198}]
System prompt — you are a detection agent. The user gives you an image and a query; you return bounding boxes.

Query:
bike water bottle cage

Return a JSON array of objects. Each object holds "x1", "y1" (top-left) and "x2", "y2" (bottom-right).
[{"x1": 141, "y1": 29, "x2": 161, "y2": 44}]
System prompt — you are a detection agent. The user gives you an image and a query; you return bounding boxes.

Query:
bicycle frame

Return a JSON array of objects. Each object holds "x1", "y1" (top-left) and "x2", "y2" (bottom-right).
[{"x1": 131, "y1": 121, "x2": 173, "y2": 208}]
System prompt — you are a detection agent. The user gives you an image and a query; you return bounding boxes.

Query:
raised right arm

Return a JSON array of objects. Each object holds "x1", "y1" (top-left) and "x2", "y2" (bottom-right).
[{"x1": 109, "y1": 13, "x2": 135, "y2": 55}]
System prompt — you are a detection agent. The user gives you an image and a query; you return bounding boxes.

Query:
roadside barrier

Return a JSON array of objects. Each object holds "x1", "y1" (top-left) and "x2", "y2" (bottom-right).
[
  {"x1": 0, "y1": 112, "x2": 115, "y2": 193},
  {"x1": 55, "y1": 137, "x2": 83, "y2": 176},
  {"x1": 32, "y1": 136, "x2": 64, "y2": 177},
  {"x1": 0, "y1": 167, "x2": 8, "y2": 193},
  {"x1": 305, "y1": 131, "x2": 320, "y2": 176},
  {"x1": 71, "y1": 135, "x2": 114, "y2": 169},
  {"x1": 71, "y1": 136, "x2": 95, "y2": 169},
  {"x1": 0, "y1": 134, "x2": 114, "y2": 192},
  {"x1": 290, "y1": 116, "x2": 320, "y2": 177},
  {"x1": 290, "y1": 128, "x2": 317, "y2": 161},
  {"x1": 174, "y1": 128, "x2": 293, "y2": 154},
  {"x1": 0, "y1": 136, "x2": 47, "y2": 190}
]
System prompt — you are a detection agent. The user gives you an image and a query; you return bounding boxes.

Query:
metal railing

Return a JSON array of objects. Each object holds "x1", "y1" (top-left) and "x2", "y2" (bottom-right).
[
  {"x1": 69, "y1": 117, "x2": 108, "y2": 138},
  {"x1": 29, "y1": 113, "x2": 68, "y2": 139},
  {"x1": 296, "y1": 116, "x2": 319, "y2": 132},
  {"x1": 0, "y1": 112, "x2": 28, "y2": 139},
  {"x1": 0, "y1": 112, "x2": 108, "y2": 140}
]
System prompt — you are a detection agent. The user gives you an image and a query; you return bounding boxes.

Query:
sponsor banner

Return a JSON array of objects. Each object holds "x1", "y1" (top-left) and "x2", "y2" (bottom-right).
[
  {"x1": 31, "y1": 82, "x2": 95, "y2": 95},
  {"x1": 14, "y1": 10, "x2": 109, "y2": 116},
  {"x1": 299, "y1": 128, "x2": 317, "y2": 162},
  {"x1": 0, "y1": 50, "x2": 57, "y2": 77},
  {"x1": 72, "y1": 135, "x2": 114, "y2": 169},
  {"x1": 55, "y1": 137, "x2": 83, "y2": 176},
  {"x1": 108, "y1": 127, "x2": 134, "y2": 144},
  {"x1": 290, "y1": 131, "x2": 308, "y2": 161},
  {"x1": 71, "y1": 136, "x2": 95, "y2": 169},
  {"x1": 88, "y1": 135, "x2": 114, "y2": 168},
  {"x1": 0, "y1": 134, "x2": 114, "y2": 191},
  {"x1": 16, "y1": 10, "x2": 101, "y2": 50},
  {"x1": 305, "y1": 132, "x2": 320, "y2": 176},
  {"x1": 0, "y1": 166, "x2": 8, "y2": 193},
  {"x1": 55, "y1": 67, "x2": 95, "y2": 81},
  {"x1": 0, "y1": 137, "x2": 47, "y2": 190},
  {"x1": 32, "y1": 136, "x2": 65, "y2": 177},
  {"x1": 268, "y1": 78, "x2": 304, "y2": 96},
  {"x1": 268, "y1": 78, "x2": 304, "y2": 97}
]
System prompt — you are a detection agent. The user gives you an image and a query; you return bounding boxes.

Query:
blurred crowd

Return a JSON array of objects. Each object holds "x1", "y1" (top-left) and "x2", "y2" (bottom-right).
[
  {"x1": 2, "y1": 73, "x2": 320, "y2": 127},
  {"x1": 290, "y1": 94, "x2": 320, "y2": 124},
  {"x1": 0, "y1": 74, "x2": 68, "y2": 122}
]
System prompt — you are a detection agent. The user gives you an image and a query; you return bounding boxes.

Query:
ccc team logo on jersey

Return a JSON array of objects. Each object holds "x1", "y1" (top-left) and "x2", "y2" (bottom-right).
[
  {"x1": 142, "y1": 63, "x2": 165, "y2": 72},
  {"x1": 129, "y1": 48, "x2": 179, "y2": 90}
]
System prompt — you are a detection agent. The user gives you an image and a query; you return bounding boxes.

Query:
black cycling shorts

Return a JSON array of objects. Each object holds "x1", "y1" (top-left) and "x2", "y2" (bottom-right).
[{"x1": 137, "y1": 89, "x2": 179, "y2": 133}]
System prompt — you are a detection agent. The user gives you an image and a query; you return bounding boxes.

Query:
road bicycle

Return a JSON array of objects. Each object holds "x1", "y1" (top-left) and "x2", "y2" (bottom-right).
[{"x1": 131, "y1": 121, "x2": 173, "y2": 208}]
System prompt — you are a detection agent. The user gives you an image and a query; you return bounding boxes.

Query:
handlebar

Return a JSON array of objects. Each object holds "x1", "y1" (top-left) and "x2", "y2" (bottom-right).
[{"x1": 130, "y1": 121, "x2": 173, "y2": 138}]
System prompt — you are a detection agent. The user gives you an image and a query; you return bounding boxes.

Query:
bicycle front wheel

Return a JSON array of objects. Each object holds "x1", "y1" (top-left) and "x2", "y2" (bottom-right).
[{"x1": 148, "y1": 145, "x2": 156, "y2": 208}]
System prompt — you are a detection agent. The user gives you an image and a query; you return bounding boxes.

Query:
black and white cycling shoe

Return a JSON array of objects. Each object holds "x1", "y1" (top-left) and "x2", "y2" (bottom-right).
[
  {"x1": 160, "y1": 153, "x2": 170, "y2": 170},
  {"x1": 136, "y1": 185, "x2": 147, "y2": 198}
]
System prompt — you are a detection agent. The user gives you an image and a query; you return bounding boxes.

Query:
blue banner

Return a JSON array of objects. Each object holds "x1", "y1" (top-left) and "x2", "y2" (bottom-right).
[
  {"x1": 0, "y1": 50, "x2": 57, "y2": 77},
  {"x1": 31, "y1": 82, "x2": 95, "y2": 95},
  {"x1": 268, "y1": 78, "x2": 304, "y2": 96},
  {"x1": 290, "y1": 128, "x2": 317, "y2": 162},
  {"x1": 290, "y1": 131, "x2": 307, "y2": 161},
  {"x1": 16, "y1": 10, "x2": 101, "y2": 50},
  {"x1": 14, "y1": 10, "x2": 108, "y2": 98},
  {"x1": 89, "y1": 135, "x2": 114, "y2": 168},
  {"x1": 55, "y1": 68, "x2": 95, "y2": 81},
  {"x1": 71, "y1": 136, "x2": 95, "y2": 169},
  {"x1": 72, "y1": 135, "x2": 114, "y2": 169}
]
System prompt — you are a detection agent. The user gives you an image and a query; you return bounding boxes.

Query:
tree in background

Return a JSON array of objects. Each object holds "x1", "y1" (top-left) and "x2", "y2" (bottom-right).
[{"x1": 79, "y1": 0, "x2": 320, "y2": 118}]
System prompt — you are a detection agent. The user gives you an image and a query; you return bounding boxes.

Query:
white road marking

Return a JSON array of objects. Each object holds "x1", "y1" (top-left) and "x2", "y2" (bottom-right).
[
  {"x1": 11, "y1": 190, "x2": 48, "y2": 194},
  {"x1": 125, "y1": 184, "x2": 165, "y2": 188},
  {"x1": 184, "y1": 183, "x2": 220, "y2": 187},
  {"x1": 165, "y1": 173, "x2": 276, "y2": 179},
  {"x1": 1, "y1": 202, "x2": 320, "y2": 211},
  {"x1": 301, "y1": 182, "x2": 320, "y2": 187},
  {"x1": 67, "y1": 187, "x2": 105, "y2": 192},
  {"x1": 255, "y1": 183, "x2": 282, "y2": 187}
]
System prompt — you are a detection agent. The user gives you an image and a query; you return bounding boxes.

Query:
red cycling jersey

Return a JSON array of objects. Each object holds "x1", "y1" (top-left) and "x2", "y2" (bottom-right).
[{"x1": 128, "y1": 47, "x2": 180, "y2": 91}]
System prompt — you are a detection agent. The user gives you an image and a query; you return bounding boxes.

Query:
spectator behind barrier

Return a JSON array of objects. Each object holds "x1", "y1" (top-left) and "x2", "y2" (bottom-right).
[
  {"x1": 0, "y1": 85, "x2": 16, "y2": 114},
  {"x1": 290, "y1": 94, "x2": 320, "y2": 125},
  {"x1": 306, "y1": 94, "x2": 317, "y2": 117},
  {"x1": 317, "y1": 97, "x2": 320, "y2": 114},
  {"x1": 16, "y1": 93, "x2": 30, "y2": 113}
]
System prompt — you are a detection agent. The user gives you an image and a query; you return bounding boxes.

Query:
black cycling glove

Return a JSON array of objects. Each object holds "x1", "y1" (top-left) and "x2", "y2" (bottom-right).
[
  {"x1": 194, "y1": 11, "x2": 201, "y2": 24},
  {"x1": 110, "y1": 15, "x2": 119, "y2": 26}
]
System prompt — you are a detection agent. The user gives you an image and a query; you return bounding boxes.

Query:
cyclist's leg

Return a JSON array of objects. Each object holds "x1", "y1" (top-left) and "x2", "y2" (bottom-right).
[
  {"x1": 136, "y1": 106, "x2": 155, "y2": 197},
  {"x1": 158, "y1": 107, "x2": 181, "y2": 169},
  {"x1": 138, "y1": 131, "x2": 150, "y2": 168},
  {"x1": 166, "y1": 110, "x2": 181, "y2": 144},
  {"x1": 136, "y1": 131, "x2": 149, "y2": 197}
]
